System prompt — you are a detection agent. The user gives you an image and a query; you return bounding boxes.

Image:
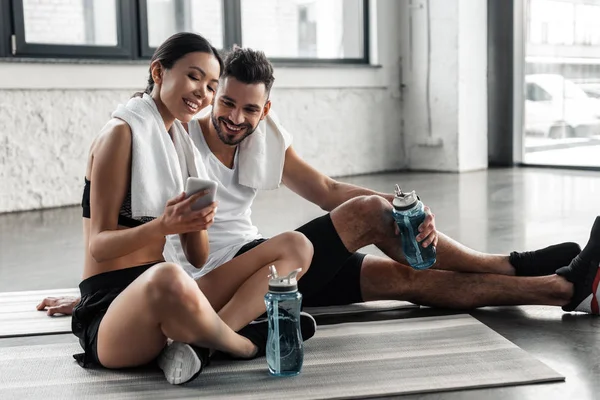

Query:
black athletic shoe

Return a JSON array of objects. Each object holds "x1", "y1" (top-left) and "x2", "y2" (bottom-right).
[
  {"x1": 238, "y1": 311, "x2": 317, "y2": 358},
  {"x1": 509, "y1": 242, "x2": 581, "y2": 276},
  {"x1": 157, "y1": 342, "x2": 210, "y2": 385},
  {"x1": 556, "y1": 217, "x2": 600, "y2": 314}
]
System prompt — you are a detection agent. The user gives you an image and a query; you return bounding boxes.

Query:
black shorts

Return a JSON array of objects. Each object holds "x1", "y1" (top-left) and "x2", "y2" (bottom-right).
[
  {"x1": 72, "y1": 262, "x2": 157, "y2": 367},
  {"x1": 235, "y1": 214, "x2": 366, "y2": 307}
]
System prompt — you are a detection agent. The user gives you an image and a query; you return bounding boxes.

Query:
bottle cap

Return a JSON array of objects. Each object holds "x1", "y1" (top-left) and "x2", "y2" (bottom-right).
[
  {"x1": 268, "y1": 266, "x2": 302, "y2": 292},
  {"x1": 392, "y1": 184, "x2": 419, "y2": 210}
]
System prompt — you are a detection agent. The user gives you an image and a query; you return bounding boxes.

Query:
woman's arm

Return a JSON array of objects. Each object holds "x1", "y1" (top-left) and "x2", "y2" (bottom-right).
[
  {"x1": 88, "y1": 121, "x2": 219, "y2": 264},
  {"x1": 87, "y1": 122, "x2": 166, "y2": 263},
  {"x1": 180, "y1": 230, "x2": 210, "y2": 268}
]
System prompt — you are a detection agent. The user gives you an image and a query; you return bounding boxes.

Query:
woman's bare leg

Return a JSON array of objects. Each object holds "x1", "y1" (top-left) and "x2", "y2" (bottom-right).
[
  {"x1": 197, "y1": 231, "x2": 313, "y2": 331},
  {"x1": 96, "y1": 262, "x2": 256, "y2": 369}
]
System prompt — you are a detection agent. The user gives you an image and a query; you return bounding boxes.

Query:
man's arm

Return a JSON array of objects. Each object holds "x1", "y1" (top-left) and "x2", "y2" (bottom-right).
[
  {"x1": 282, "y1": 146, "x2": 439, "y2": 248},
  {"x1": 282, "y1": 146, "x2": 393, "y2": 212}
]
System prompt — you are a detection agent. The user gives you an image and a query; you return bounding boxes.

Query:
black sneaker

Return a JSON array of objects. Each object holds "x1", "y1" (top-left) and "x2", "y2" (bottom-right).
[
  {"x1": 238, "y1": 311, "x2": 317, "y2": 358},
  {"x1": 557, "y1": 260, "x2": 600, "y2": 314},
  {"x1": 556, "y1": 217, "x2": 600, "y2": 314},
  {"x1": 157, "y1": 341, "x2": 210, "y2": 385}
]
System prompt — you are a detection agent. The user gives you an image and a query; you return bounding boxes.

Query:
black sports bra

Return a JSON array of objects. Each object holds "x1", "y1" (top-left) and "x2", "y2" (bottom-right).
[{"x1": 81, "y1": 178, "x2": 154, "y2": 228}]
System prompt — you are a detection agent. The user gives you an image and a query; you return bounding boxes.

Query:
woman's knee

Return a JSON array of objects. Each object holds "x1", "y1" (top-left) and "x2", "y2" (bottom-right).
[
  {"x1": 279, "y1": 232, "x2": 314, "y2": 274},
  {"x1": 145, "y1": 262, "x2": 194, "y2": 305}
]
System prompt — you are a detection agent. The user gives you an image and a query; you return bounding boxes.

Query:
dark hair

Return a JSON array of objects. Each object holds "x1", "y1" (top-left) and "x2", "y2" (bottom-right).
[
  {"x1": 222, "y1": 46, "x2": 275, "y2": 96},
  {"x1": 135, "y1": 32, "x2": 224, "y2": 97}
]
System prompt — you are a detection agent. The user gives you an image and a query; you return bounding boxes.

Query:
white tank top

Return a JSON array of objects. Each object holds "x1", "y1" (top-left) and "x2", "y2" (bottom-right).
[{"x1": 164, "y1": 119, "x2": 261, "y2": 278}]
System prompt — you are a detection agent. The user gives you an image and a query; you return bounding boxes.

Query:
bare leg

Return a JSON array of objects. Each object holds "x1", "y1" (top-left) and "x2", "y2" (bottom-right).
[
  {"x1": 197, "y1": 231, "x2": 313, "y2": 331},
  {"x1": 97, "y1": 262, "x2": 256, "y2": 369},
  {"x1": 359, "y1": 255, "x2": 573, "y2": 308},
  {"x1": 330, "y1": 195, "x2": 515, "y2": 275}
]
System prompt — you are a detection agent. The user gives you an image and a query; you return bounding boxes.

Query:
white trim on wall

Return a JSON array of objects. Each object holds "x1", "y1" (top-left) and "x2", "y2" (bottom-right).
[{"x1": 0, "y1": 62, "x2": 387, "y2": 90}]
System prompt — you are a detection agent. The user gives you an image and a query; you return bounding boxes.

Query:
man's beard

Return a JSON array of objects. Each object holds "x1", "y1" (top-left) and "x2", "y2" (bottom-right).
[{"x1": 210, "y1": 111, "x2": 258, "y2": 146}]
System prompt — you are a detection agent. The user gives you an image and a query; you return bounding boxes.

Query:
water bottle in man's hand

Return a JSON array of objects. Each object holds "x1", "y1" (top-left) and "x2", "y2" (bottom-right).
[{"x1": 392, "y1": 184, "x2": 437, "y2": 270}]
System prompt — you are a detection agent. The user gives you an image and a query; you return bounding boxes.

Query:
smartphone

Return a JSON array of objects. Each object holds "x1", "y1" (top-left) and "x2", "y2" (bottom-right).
[{"x1": 184, "y1": 177, "x2": 218, "y2": 211}]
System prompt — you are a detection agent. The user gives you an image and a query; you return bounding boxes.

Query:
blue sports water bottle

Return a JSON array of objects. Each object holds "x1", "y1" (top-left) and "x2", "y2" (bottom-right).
[
  {"x1": 392, "y1": 184, "x2": 437, "y2": 270},
  {"x1": 264, "y1": 266, "x2": 304, "y2": 377}
]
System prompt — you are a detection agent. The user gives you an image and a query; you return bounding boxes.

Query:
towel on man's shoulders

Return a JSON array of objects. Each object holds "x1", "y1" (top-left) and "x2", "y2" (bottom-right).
[
  {"x1": 112, "y1": 93, "x2": 208, "y2": 218},
  {"x1": 194, "y1": 107, "x2": 292, "y2": 190}
]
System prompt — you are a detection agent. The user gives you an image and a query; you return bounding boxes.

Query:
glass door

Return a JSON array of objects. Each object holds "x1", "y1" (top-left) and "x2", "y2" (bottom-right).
[{"x1": 522, "y1": 0, "x2": 600, "y2": 168}]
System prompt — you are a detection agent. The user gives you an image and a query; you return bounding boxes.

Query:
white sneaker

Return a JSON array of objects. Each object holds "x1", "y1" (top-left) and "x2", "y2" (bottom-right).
[{"x1": 157, "y1": 341, "x2": 208, "y2": 385}]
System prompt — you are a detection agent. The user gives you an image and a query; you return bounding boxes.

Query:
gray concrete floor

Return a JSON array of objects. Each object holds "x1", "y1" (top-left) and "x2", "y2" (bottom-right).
[{"x1": 1, "y1": 167, "x2": 599, "y2": 399}]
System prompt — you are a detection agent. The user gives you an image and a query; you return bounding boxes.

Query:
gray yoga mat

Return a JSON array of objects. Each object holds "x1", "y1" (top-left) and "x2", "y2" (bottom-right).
[
  {"x1": 0, "y1": 289, "x2": 80, "y2": 338},
  {"x1": 0, "y1": 315, "x2": 563, "y2": 400},
  {"x1": 0, "y1": 289, "x2": 417, "y2": 337}
]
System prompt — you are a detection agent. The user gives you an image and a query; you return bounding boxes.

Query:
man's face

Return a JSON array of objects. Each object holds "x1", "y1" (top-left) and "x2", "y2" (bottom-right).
[{"x1": 210, "y1": 77, "x2": 270, "y2": 146}]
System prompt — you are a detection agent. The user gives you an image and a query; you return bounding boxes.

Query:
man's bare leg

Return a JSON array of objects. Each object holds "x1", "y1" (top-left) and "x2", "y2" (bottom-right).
[
  {"x1": 330, "y1": 195, "x2": 578, "y2": 276},
  {"x1": 360, "y1": 216, "x2": 600, "y2": 314},
  {"x1": 358, "y1": 255, "x2": 573, "y2": 308}
]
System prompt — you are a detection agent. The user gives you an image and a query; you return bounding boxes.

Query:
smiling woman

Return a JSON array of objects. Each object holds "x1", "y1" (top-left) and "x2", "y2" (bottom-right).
[
  {"x1": 134, "y1": 32, "x2": 223, "y2": 123},
  {"x1": 61, "y1": 32, "x2": 316, "y2": 386}
]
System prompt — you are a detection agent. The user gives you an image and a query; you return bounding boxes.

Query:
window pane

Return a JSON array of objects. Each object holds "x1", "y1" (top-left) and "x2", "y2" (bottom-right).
[
  {"x1": 241, "y1": 0, "x2": 365, "y2": 59},
  {"x1": 146, "y1": 0, "x2": 223, "y2": 49},
  {"x1": 22, "y1": 0, "x2": 118, "y2": 46},
  {"x1": 523, "y1": 0, "x2": 600, "y2": 168}
]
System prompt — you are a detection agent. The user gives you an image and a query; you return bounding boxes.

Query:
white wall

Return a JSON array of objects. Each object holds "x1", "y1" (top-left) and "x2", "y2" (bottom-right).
[
  {"x1": 0, "y1": 0, "x2": 404, "y2": 213},
  {"x1": 400, "y1": 0, "x2": 488, "y2": 172},
  {"x1": 458, "y1": 0, "x2": 488, "y2": 171}
]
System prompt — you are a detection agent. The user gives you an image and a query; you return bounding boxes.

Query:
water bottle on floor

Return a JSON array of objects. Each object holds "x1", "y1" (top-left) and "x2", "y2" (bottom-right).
[
  {"x1": 265, "y1": 266, "x2": 304, "y2": 377},
  {"x1": 392, "y1": 184, "x2": 437, "y2": 270}
]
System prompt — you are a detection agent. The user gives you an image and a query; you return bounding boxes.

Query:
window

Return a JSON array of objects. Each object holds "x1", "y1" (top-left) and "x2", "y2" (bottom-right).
[
  {"x1": 528, "y1": 0, "x2": 600, "y2": 47},
  {"x1": 522, "y1": 0, "x2": 600, "y2": 168},
  {"x1": 0, "y1": 0, "x2": 369, "y2": 63},
  {"x1": 10, "y1": 0, "x2": 132, "y2": 58},
  {"x1": 22, "y1": 0, "x2": 117, "y2": 46},
  {"x1": 139, "y1": 0, "x2": 224, "y2": 57},
  {"x1": 240, "y1": 0, "x2": 367, "y2": 62}
]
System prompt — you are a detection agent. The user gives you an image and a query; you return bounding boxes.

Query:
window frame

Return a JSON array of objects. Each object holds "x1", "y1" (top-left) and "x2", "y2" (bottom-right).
[
  {"x1": 139, "y1": 0, "x2": 237, "y2": 58},
  {"x1": 10, "y1": 0, "x2": 136, "y2": 59},
  {"x1": 0, "y1": 0, "x2": 11, "y2": 57},
  {"x1": 1, "y1": 0, "x2": 370, "y2": 64}
]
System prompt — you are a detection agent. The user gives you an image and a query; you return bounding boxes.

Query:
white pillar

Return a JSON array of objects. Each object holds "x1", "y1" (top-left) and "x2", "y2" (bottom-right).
[{"x1": 401, "y1": 0, "x2": 488, "y2": 172}]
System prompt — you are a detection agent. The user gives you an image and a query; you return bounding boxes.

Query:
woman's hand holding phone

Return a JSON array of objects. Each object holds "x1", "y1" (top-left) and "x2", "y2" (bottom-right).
[{"x1": 158, "y1": 191, "x2": 217, "y2": 235}]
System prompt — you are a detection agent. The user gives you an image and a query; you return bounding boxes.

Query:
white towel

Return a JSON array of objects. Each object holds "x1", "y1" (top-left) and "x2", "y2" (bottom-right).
[
  {"x1": 112, "y1": 94, "x2": 208, "y2": 218},
  {"x1": 238, "y1": 110, "x2": 292, "y2": 190},
  {"x1": 195, "y1": 108, "x2": 292, "y2": 190}
]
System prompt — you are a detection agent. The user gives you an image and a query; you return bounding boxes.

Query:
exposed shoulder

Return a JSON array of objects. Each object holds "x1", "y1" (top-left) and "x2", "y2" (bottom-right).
[
  {"x1": 91, "y1": 118, "x2": 133, "y2": 155},
  {"x1": 102, "y1": 118, "x2": 132, "y2": 142}
]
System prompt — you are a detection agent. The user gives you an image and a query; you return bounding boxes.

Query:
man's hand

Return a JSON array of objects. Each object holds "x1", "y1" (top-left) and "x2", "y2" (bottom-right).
[
  {"x1": 416, "y1": 206, "x2": 438, "y2": 248},
  {"x1": 36, "y1": 296, "x2": 80, "y2": 316}
]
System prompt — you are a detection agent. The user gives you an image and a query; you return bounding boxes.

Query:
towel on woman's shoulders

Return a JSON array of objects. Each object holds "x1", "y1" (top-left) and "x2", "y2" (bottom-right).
[
  {"x1": 112, "y1": 93, "x2": 208, "y2": 218},
  {"x1": 194, "y1": 108, "x2": 292, "y2": 190}
]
